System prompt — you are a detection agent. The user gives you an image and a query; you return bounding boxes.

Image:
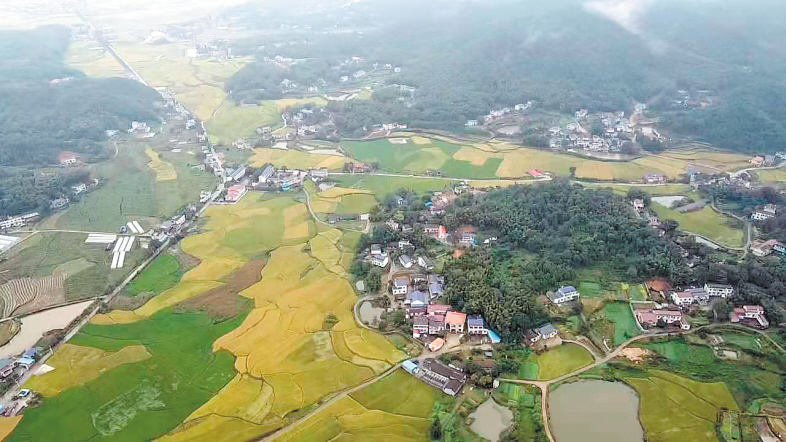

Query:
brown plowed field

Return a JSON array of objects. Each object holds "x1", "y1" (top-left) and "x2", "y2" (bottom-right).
[{"x1": 174, "y1": 259, "x2": 266, "y2": 320}]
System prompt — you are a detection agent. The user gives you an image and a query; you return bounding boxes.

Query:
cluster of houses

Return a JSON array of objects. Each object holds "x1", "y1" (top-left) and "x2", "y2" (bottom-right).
[
  {"x1": 467, "y1": 101, "x2": 532, "y2": 127},
  {"x1": 633, "y1": 283, "x2": 769, "y2": 330},
  {"x1": 549, "y1": 110, "x2": 634, "y2": 152},
  {"x1": 748, "y1": 155, "x2": 779, "y2": 168}
]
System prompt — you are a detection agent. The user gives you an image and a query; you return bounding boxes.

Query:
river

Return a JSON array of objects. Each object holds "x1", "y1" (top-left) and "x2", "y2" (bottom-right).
[
  {"x1": 549, "y1": 380, "x2": 644, "y2": 442},
  {"x1": 0, "y1": 301, "x2": 93, "y2": 359}
]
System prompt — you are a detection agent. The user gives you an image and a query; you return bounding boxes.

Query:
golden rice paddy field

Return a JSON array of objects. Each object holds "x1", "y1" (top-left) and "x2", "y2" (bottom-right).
[{"x1": 80, "y1": 190, "x2": 407, "y2": 441}]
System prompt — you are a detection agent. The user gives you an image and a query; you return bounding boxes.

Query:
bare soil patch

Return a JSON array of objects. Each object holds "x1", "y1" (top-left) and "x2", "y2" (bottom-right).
[{"x1": 173, "y1": 259, "x2": 266, "y2": 320}]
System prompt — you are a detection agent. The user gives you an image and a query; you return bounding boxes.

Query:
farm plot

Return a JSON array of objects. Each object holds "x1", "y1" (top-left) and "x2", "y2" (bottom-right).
[
  {"x1": 599, "y1": 302, "x2": 641, "y2": 346},
  {"x1": 0, "y1": 232, "x2": 141, "y2": 313},
  {"x1": 518, "y1": 344, "x2": 594, "y2": 381},
  {"x1": 56, "y1": 135, "x2": 214, "y2": 232},
  {"x1": 350, "y1": 370, "x2": 442, "y2": 418},
  {"x1": 249, "y1": 148, "x2": 347, "y2": 170},
  {"x1": 650, "y1": 204, "x2": 744, "y2": 248},
  {"x1": 343, "y1": 138, "x2": 502, "y2": 178},
  {"x1": 24, "y1": 343, "x2": 152, "y2": 397},
  {"x1": 100, "y1": 193, "x2": 405, "y2": 442},
  {"x1": 268, "y1": 395, "x2": 430, "y2": 442},
  {"x1": 625, "y1": 370, "x2": 738, "y2": 442},
  {"x1": 93, "y1": 198, "x2": 294, "y2": 324},
  {"x1": 11, "y1": 308, "x2": 249, "y2": 442}
]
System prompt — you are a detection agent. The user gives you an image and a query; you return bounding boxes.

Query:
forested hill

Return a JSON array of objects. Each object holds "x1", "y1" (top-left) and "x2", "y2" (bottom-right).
[
  {"x1": 0, "y1": 25, "x2": 162, "y2": 168},
  {"x1": 442, "y1": 182, "x2": 685, "y2": 341},
  {"x1": 228, "y1": 0, "x2": 786, "y2": 152}
]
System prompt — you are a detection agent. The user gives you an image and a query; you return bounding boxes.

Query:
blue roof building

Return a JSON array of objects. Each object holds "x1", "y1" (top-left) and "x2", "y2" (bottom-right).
[
  {"x1": 487, "y1": 329, "x2": 501, "y2": 344},
  {"x1": 402, "y1": 360, "x2": 419, "y2": 374}
]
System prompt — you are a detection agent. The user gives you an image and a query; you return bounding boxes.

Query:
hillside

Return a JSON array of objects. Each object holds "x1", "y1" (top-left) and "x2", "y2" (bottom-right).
[
  {"x1": 0, "y1": 26, "x2": 163, "y2": 217},
  {"x1": 226, "y1": 0, "x2": 786, "y2": 152}
]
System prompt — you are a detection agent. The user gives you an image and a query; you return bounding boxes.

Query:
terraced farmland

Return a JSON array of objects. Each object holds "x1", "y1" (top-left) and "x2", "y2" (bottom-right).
[{"x1": 0, "y1": 275, "x2": 66, "y2": 317}]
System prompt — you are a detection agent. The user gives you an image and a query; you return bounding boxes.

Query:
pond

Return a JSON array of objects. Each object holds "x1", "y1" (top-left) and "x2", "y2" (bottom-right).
[
  {"x1": 0, "y1": 301, "x2": 93, "y2": 359},
  {"x1": 469, "y1": 399, "x2": 513, "y2": 442},
  {"x1": 549, "y1": 380, "x2": 643, "y2": 442},
  {"x1": 358, "y1": 301, "x2": 384, "y2": 325}
]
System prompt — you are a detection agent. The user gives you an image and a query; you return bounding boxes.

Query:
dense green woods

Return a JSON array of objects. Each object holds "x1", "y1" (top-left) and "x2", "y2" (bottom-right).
[
  {"x1": 442, "y1": 183, "x2": 684, "y2": 341},
  {"x1": 228, "y1": 0, "x2": 786, "y2": 152},
  {"x1": 0, "y1": 26, "x2": 162, "y2": 217}
]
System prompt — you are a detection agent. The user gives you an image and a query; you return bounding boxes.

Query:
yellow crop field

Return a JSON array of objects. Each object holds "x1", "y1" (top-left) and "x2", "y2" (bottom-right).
[
  {"x1": 311, "y1": 234, "x2": 345, "y2": 275},
  {"x1": 90, "y1": 309, "x2": 140, "y2": 325},
  {"x1": 145, "y1": 148, "x2": 178, "y2": 181},
  {"x1": 469, "y1": 179, "x2": 532, "y2": 188},
  {"x1": 25, "y1": 344, "x2": 151, "y2": 396},
  {"x1": 269, "y1": 395, "x2": 429, "y2": 442},
  {"x1": 283, "y1": 204, "x2": 313, "y2": 241},
  {"x1": 250, "y1": 148, "x2": 348, "y2": 170},
  {"x1": 452, "y1": 146, "x2": 501, "y2": 166},
  {"x1": 411, "y1": 136, "x2": 431, "y2": 145},
  {"x1": 159, "y1": 415, "x2": 281, "y2": 442},
  {"x1": 178, "y1": 85, "x2": 227, "y2": 122},
  {"x1": 186, "y1": 374, "x2": 274, "y2": 424}
]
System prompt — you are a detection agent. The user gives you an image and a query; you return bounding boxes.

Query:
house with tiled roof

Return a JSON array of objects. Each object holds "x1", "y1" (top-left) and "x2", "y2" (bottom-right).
[{"x1": 445, "y1": 312, "x2": 466, "y2": 333}]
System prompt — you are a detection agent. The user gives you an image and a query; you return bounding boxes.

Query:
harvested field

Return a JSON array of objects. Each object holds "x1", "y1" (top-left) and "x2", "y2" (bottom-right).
[
  {"x1": 173, "y1": 259, "x2": 265, "y2": 320},
  {"x1": 0, "y1": 274, "x2": 67, "y2": 317},
  {"x1": 145, "y1": 148, "x2": 177, "y2": 181},
  {"x1": 24, "y1": 343, "x2": 152, "y2": 397}
]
